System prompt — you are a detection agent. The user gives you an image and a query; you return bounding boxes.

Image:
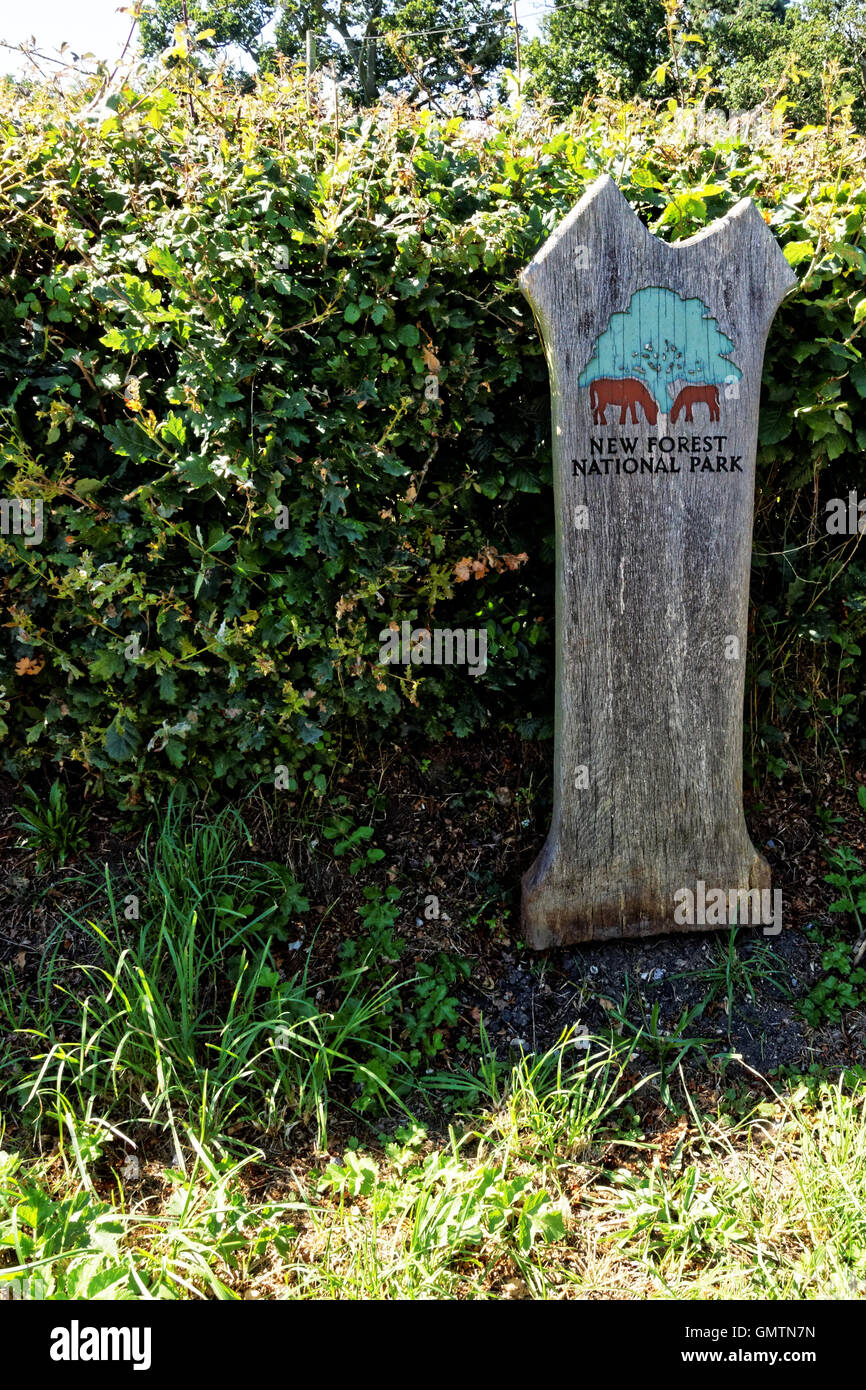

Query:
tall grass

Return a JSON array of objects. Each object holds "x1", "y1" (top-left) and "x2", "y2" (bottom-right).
[
  {"x1": 0, "y1": 797, "x2": 408, "y2": 1154},
  {"x1": 605, "y1": 1073, "x2": 866, "y2": 1298},
  {"x1": 4, "y1": 1047, "x2": 860, "y2": 1300},
  {"x1": 2, "y1": 797, "x2": 864, "y2": 1300}
]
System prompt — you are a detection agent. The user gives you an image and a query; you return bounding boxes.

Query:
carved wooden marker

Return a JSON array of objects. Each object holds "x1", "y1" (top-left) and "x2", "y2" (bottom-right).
[{"x1": 520, "y1": 175, "x2": 796, "y2": 948}]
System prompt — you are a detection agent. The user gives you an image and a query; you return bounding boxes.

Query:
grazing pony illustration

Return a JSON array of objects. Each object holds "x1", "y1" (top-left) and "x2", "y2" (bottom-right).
[
  {"x1": 589, "y1": 377, "x2": 659, "y2": 426},
  {"x1": 670, "y1": 383, "x2": 721, "y2": 424}
]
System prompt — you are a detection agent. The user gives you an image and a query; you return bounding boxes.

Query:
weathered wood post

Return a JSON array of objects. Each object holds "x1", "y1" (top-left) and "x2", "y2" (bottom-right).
[{"x1": 520, "y1": 175, "x2": 796, "y2": 947}]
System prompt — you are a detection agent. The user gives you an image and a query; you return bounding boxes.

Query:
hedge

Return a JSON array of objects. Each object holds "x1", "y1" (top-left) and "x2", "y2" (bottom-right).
[{"x1": 1, "y1": 68, "x2": 864, "y2": 803}]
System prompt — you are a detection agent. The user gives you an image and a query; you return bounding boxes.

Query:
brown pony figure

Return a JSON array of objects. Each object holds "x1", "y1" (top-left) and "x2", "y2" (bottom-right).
[
  {"x1": 670, "y1": 384, "x2": 720, "y2": 423},
  {"x1": 589, "y1": 377, "x2": 659, "y2": 426}
]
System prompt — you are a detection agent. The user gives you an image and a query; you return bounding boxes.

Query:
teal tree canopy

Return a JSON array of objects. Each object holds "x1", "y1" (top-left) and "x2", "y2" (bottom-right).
[{"x1": 577, "y1": 286, "x2": 742, "y2": 409}]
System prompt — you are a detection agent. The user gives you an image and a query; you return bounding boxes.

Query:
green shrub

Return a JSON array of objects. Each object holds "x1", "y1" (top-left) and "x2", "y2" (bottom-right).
[{"x1": 1, "y1": 68, "x2": 864, "y2": 800}]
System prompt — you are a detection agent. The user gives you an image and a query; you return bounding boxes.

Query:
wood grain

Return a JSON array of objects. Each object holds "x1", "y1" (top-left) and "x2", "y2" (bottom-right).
[{"x1": 520, "y1": 175, "x2": 797, "y2": 948}]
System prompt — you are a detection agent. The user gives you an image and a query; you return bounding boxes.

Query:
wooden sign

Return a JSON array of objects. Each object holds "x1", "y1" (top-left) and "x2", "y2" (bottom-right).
[{"x1": 520, "y1": 175, "x2": 796, "y2": 948}]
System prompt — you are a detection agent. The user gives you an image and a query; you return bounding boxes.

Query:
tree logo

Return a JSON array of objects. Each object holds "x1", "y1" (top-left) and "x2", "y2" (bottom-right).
[{"x1": 578, "y1": 287, "x2": 742, "y2": 427}]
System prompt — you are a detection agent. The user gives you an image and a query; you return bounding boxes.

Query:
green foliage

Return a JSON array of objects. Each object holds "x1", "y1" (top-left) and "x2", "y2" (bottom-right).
[
  {"x1": 3, "y1": 1029, "x2": 865, "y2": 1298},
  {"x1": 275, "y1": 0, "x2": 514, "y2": 107},
  {"x1": 403, "y1": 954, "x2": 471, "y2": 1056},
  {"x1": 0, "y1": 811, "x2": 411, "y2": 1146},
  {"x1": 138, "y1": 0, "x2": 515, "y2": 108},
  {"x1": 528, "y1": 0, "x2": 866, "y2": 131},
  {"x1": 1, "y1": 70, "x2": 865, "y2": 799},
  {"x1": 323, "y1": 798, "x2": 386, "y2": 874},
  {"x1": 337, "y1": 883, "x2": 470, "y2": 1107},
  {"x1": 610, "y1": 1077, "x2": 866, "y2": 1296},
  {"x1": 1, "y1": 1033, "x2": 639, "y2": 1300},
  {"x1": 13, "y1": 779, "x2": 90, "y2": 869},
  {"x1": 689, "y1": 0, "x2": 866, "y2": 130},
  {"x1": 525, "y1": 0, "x2": 668, "y2": 108},
  {"x1": 802, "y1": 813, "x2": 866, "y2": 1024},
  {"x1": 139, "y1": 0, "x2": 276, "y2": 63},
  {"x1": 802, "y1": 940, "x2": 866, "y2": 1025},
  {"x1": 824, "y1": 839, "x2": 866, "y2": 935},
  {"x1": 321, "y1": 1144, "x2": 565, "y2": 1251},
  {"x1": 0, "y1": 1144, "x2": 299, "y2": 1299},
  {"x1": 139, "y1": 793, "x2": 310, "y2": 944}
]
